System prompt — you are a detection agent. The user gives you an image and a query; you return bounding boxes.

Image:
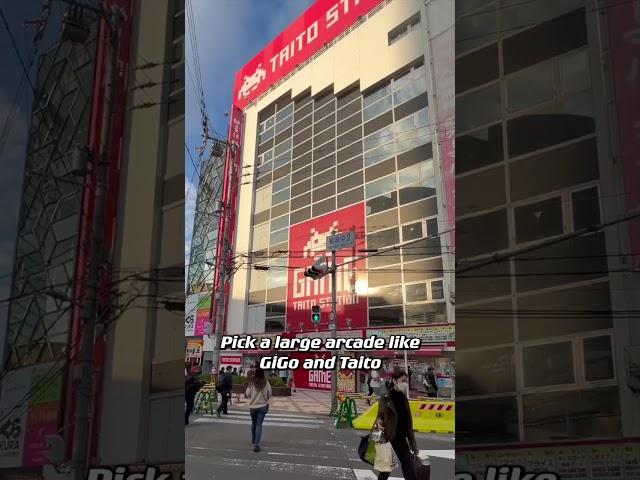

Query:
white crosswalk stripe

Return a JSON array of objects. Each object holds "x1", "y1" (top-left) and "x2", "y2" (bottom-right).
[
  {"x1": 353, "y1": 450, "x2": 453, "y2": 479},
  {"x1": 194, "y1": 411, "x2": 325, "y2": 429}
]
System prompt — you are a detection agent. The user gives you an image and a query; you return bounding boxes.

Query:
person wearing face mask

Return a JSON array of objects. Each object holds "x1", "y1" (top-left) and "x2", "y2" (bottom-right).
[{"x1": 375, "y1": 370, "x2": 418, "y2": 480}]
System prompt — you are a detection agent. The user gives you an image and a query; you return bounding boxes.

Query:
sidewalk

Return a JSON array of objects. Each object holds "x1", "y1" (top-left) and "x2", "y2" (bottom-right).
[{"x1": 230, "y1": 389, "x2": 342, "y2": 415}]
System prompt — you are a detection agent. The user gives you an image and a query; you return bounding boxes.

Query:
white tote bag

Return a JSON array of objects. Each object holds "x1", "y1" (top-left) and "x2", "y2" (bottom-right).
[{"x1": 374, "y1": 441, "x2": 398, "y2": 472}]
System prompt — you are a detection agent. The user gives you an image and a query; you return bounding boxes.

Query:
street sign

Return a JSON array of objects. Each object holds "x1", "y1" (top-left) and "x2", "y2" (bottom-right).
[
  {"x1": 329, "y1": 311, "x2": 336, "y2": 322},
  {"x1": 326, "y1": 231, "x2": 355, "y2": 251}
]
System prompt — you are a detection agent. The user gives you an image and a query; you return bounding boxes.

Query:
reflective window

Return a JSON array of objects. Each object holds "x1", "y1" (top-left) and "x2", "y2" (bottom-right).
[
  {"x1": 274, "y1": 138, "x2": 292, "y2": 157},
  {"x1": 515, "y1": 197, "x2": 563, "y2": 244},
  {"x1": 276, "y1": 102, "x2": 294, "y2": 122},
  {"x1": 270, "y1": 214, "x2": 289, "y2": 233},
  {"x1": 584, "y1": 336, "x2": 614, "y2": 381},
  {"x1": 405, "y1": 282, "x2": 428, "y2": 302},
  {"x1": 272, "y1": 175, "x2": 290, "y2": 193},
  {"x1": 364, "y1": 84, "x2": 391, "y2": 107},
  {"x1": 431, "y1": 280, "x2": 444, "y2": 300},
  {"x1": 365, "y1": 174, "x2": 397, "y2": 199},
  {"x1": 457, "y1": 82, "x2": 501, "y2": 133},
  {"x1": 399, "y1": 161, "x2": 434, "y2": 187},
  {"x1": 259, "y1": 127, "x2": 274, "y2": 144},
  {"x1": 560, "y1": 49, "x2": 591, "y2": 96},
  {"x1": 456, "y1": 347, "x2": 516, "y2": 395},
  {"x1": 269, "y1": 229, "x2": 288, "y2": 246},
  {"x1": 507, "y1": 61, "x2": 554, "y2": 113},
  {"x1": 402, "y1": 222, "x2": 424, "y2": 241},
  {"x1": 259, "y1": 149, "x2": 274, "y2": 165},
  {"x1": 363, "y1": 95, "x2": 393, "y2": 122},
  {"x1": 367, "y1": 192, "x2": 397, "y2": 216},
  {"x1": 275, "y1": 114, "x2": 293, "y2": 134},
  {"x1": 523, "y1": 342, "x2": 575, "y2": 387},
  {"x1": 367, "y1": 227, "x2": 399, "y2": 249},
  {"x1": 393, "y1": 75, "x2": 427, "y2": 105},
  {"x1": 572, "y1": 187, "x2": 600, "y2": 230},
  {"x1": 267, "y1": 259, "x2": 287, "y2": 288},
  {"x1": 272, "y1": 188, "x2": 290, "y2": 206},
  {"x1": 368, "y1": 285, "x2": 403, "y2": 307},
  {"x1": 456, "y1": 4, "x2": 498, "y2": 55},
  {"x1": 523, "y1": 387, "x2": 621, "y2": 442}
]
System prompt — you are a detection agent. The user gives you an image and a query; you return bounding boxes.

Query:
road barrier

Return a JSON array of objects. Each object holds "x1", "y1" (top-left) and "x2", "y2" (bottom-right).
[{"x1": 351, "y1": 399, "x2": 455, "y2": 434}]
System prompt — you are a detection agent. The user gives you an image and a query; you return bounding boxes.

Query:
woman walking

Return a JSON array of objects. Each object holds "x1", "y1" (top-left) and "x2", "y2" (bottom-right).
[
  {"x1": 376, "y1": 370, "x2": 418, "y2": 480},
  {"x1": 246, "y1": 366, "x2": 272, "y2": 452}
]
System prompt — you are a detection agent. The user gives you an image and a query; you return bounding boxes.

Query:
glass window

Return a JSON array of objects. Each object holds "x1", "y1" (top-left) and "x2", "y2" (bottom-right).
[
  {"x1": 368, "y1": 306, "x2": 404, "y2": 327},
  {"x1": 406, "y1": 301, "x2": 446, "y2": 324},
  {"x1": 259, "y1": 128, "x2": 274, "y2": 144},
  {"x1": 393, "y1": 76, "x2": 428, "y2": 105},
  {"x1": 456, "y1": 4, "x2": 498, "y2": 55},
  {"x1": 416, "y1": 108, "x2": 428, "y2": 127},
  {"x1": 572, "y1": 187, "x2": 600, "y2": 230},
  {"x1": 398, "y1": 161, "x2": 434, "y2": 187},
  {"x1": 267, "y1": 259, "x2": 287, "y2": 289},
  {"x1": 275, "y1": 114, "x2": 293, "y2": 134},
  {"x1": 431, "y1": 280, "x2": 444, "y2": 300},
  {"x1": 273, "y1": 151, "x2": 291, "y2": 170},
  {"x1": 367, "y1": 227, "x2": 399, "y2": 249},
  {"x1": 393, "y1": 71, "x2": 412, "y2": 92},
  {"x1": 414, "y1": 64, "x2": 426, "y2": 80},
  {"x1": 456, "y1": 347, "x2": 516, "y2": 395},
  {"x1": 405, "y1": 282, "x2": 428, "y2": 302},
  {"x1": 364, "y1": 142, "x2": 396, "y2": 168},
  {"x1": 523, "y1": 341, "x2": 575, "y2": 387},
  {"x1": 272, "y1": 188, "x2": 290, "y2": 206},
  {"x1": 396, "y1": 127, "x2": 429, "y2": 153},
  {"x1": 584, "y1": 336, "x2": 614, "y2": 381},
  {"x1": 270, "y1": 214, "x2": 289, "y2": 233},
  {"x1": 363, "y1": 96, "x2": 393, "y2": 122},
  {"x1": 364, "y1": 124, "x2": 394, "y2": 151},
  {"x1": 457, "y1": 396, "x2": 520, "y2": 445},
  {"x1": 426, "y1": 217, "x2": 438, "y2": 236},
  {"x1": 523, "y1": 387, "x2": 621, "y2": 442},
  {"x1": 272, "y1": 175, "x2": 290, "y2": 193},
  {"x1": 515, "y1": 197, "x2": 563, "y2": 244},
  {"x1": 252, "y1": 223, "x2": 269, "y2": 251},
  {"x1": 507, "y1": 61, "x2": 554, "y2": 113},
  {"x1": 274, "y1": 138, "x2": 292, "y2": 157},
  {"x1": 560, "y1": 49, "x2": 591, "y2": 96},
  {"x1": 402, "y1": 222, "x2": 423, "y2": 241},
  {"x1": 276, "y1": 103, "x2": 294, "y2": 122},
  {"x1": 368, "y1": 285, "x2": 403, "y2": 307},
  {"x1": 364, "y1": 84, "x2": 391, "y2": 107},
  {"x1": 367, "y1": 192, "x2": 397, "y2": 216},
  {"x1": 259, "y1": 149, "x2": 274, "y2": 165},
  {"x1": 265, "y1": 116, "x2": 276, "y2": 130},
  {"x1": 457, "y1": 82, "x2": 501, "y2": 133},
  {"x1": 365, "y1": 174, "x2": 397, "y2": 199},
  {"x1": 269, "y1": 229, "x2": 288, "y2": 246}
]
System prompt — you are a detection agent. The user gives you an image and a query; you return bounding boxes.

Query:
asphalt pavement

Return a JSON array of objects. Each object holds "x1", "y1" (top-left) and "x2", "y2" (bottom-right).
[{"x1": 186, "y1": 409, "x2": 454, "y2": 480}]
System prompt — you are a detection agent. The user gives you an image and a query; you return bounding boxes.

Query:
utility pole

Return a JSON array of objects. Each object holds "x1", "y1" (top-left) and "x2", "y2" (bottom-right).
[
  {"x1": 70, "y1": 8, "x2": 121, "y2": 480},
  {"x1": 329, "y1": 249, "x2": 338, "y2": 416},
  {"x1": 211, "y1": 143, "x2": 235, "y2": 385}
]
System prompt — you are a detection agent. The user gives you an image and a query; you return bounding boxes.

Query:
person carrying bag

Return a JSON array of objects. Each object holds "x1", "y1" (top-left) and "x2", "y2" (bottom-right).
[{"x1": 245, "y1": 366, "x2": 272, "y2": 453}]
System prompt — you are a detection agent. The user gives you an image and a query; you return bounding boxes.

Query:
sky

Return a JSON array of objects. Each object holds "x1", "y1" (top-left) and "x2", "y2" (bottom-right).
[{"x1": 184, "y1": 0, "x2": 316, "y2": 273}]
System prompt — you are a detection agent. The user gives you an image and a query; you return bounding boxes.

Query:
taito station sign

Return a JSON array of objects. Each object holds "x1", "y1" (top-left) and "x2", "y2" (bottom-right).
[{"x1": 233, "y1": 0, "x2": 385, "y2": 109}]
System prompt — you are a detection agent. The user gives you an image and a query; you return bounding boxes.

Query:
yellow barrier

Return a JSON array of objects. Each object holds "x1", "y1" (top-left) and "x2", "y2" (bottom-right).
[{"x1": 351, "y1": 399, "x2": 454, "y2": 434}]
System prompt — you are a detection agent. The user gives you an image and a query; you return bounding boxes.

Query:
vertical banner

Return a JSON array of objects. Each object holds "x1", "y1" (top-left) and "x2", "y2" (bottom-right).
[
  {"x1": 607, "y1": 0, "x2": 640, "y2": 269},
  {"x1": 287, "y1": 202, "x2": 368, "y2": 333}
]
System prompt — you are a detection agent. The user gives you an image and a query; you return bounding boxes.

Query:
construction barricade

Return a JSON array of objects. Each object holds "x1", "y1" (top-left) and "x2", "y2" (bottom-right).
[{"x1": 351, "y1": 398, "x2": 454, "y2": 434}]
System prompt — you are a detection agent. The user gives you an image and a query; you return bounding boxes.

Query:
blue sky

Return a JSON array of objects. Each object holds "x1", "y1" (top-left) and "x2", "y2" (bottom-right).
[{"x1": 185, "y1": 0, "x2": 316, "y2": 269}]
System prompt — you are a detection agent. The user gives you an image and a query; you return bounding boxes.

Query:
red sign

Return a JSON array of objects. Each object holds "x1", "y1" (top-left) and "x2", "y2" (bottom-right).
[
  {"x1": 292, "y1": 352, "x2": 333, "y2": 391},
  {"x1": 607, "y1": 0, "x2": 640, "y2": 270},
  {"x1": 220, "y1": 355, "x2": 243, "y2": 365},
  {"x1": 233, "y1": 0, "x2": 385, "y2": 109},
  {"x1": 287, "y1": 202, "x2": 368, "y2": 332}
]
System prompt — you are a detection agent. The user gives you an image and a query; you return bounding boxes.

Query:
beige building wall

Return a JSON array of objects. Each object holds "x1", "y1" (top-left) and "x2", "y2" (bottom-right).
[
  {"x1": 228, "y1": 0, "x2": 428, "y2": 333},
  {"x1": 98, "y1": 0, "x2": 184, "y2": 465}
]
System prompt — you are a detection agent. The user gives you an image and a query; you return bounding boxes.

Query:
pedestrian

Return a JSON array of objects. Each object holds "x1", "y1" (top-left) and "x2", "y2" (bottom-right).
[
  {"x1": 366, "y1": 373, "x2": 374, "y2": 405},
  {"x1": 287, "y1": 368, "x2": 296, "y2": 392},
  {"x1": 376, "y1": 370, "x2": 418, "y2": 480},
  {"x1": 246, "y1": 366, "x2": 272, "y2": 453},
  {"x1": 185, "y1": 366, "x2": 204, "y2": 426},
  {"x1": 423, "y1": 366, "x2": 438, "y2": 398},
  {"x1": 370, "y1": 368, "x2": 385, "y2": 398},
  {"x1": 216, "y1": 366, "x2": 233, "y2": 417},
  {"x1": 232, "y1": 367, "x2": 238, "y2": 376}
]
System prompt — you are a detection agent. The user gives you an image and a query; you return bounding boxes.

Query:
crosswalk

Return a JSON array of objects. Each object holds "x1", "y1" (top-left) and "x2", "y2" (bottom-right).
[
  {"x1": 352, "y1": 450, "x2": 454, "y2": 480},
  {"x1": 194, "y1": 410, "x2": 326, "y2": 429}
]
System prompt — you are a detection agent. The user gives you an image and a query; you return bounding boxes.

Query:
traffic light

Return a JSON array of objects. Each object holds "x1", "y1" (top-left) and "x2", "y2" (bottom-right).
[
  {"x1": 311, "y1": 305, "x2": 321, "y2": 325},
  {"x1": 304, "y1": 256, "x2": 329, "y2": 279}
]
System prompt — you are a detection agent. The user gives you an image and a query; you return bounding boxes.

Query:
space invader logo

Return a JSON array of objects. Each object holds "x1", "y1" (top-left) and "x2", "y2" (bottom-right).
[{"x1": 302, "y1": 221, "x2": 339, "y2": 260}]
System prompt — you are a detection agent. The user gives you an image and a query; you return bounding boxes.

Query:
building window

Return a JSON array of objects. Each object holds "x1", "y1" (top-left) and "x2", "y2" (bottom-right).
[
  {"x1": 571, "y1": 186, "x2": 600, "y2": 231},
  {"x1": 168, "y1": 0, "x2": 184, "y2": 122},
  {"x1": 583, "y1": 335, "x2": 614, "y2": 382},
  {"x1": 388, "y1": 12, "x2": 421, "y2": 45},
  {"x1": 514, "y1": 196, "x2": 563, "y2": 244},
  {"x1": 523, "y1": 341, "x2": 575, "y2": 388}
]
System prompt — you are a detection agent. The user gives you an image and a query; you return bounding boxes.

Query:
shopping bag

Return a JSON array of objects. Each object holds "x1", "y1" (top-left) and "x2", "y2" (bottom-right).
[
  {"x1": 414, "y1": 455, "x2": 431, "y2": 480},
  {"x1": 374, "y1": 442, "x2": 398, "y2": 472},
  {"x1": 358, "y1": 434, "x2": 377, "y2": 465}
]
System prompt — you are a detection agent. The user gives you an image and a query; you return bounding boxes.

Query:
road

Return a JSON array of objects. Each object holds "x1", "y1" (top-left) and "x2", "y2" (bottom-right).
[{"x1": 186, "y1": 410, "x2": 454, "y2": 479}]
